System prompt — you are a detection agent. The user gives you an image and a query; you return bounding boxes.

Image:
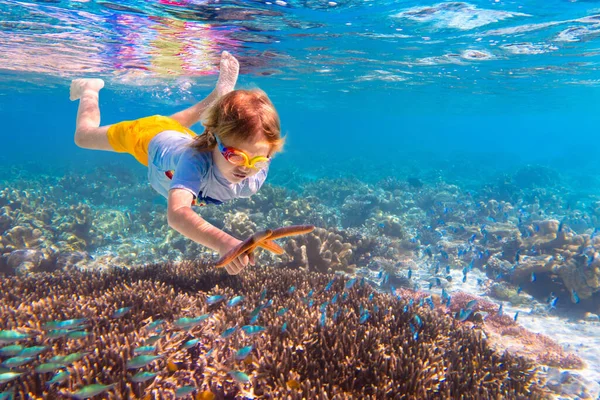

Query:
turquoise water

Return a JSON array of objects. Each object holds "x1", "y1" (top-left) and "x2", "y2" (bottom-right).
[{"x1": 3, "y1": 0, "x2": 600, "y2": 398}]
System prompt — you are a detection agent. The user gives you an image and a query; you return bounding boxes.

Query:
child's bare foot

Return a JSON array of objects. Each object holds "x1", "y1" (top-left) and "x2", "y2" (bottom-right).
[
  {"x1": 70, "y1": 78, "x2": 105, "y2": 101},
  {"x1": 215, "y1": 51, "x2": 239, "y2": 98}
]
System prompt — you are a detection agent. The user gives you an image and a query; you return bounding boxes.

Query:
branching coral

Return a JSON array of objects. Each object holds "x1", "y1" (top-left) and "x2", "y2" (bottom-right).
[
  {"x1": 282, "y1": 227, "x2": 355, "y2": 273},
  {"x1": 0, "y1": 262, "x2": 542, "y2": 399}
]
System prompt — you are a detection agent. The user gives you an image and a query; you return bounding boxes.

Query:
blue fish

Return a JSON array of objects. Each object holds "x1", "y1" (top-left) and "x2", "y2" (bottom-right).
[
  {"x1": 260, "y1": 288, "x2": 267, "y2": 302},
  {"x1": 227, "y1": 296, "x2": 244, "y2": 308},
  {"x1": 413, "y1": 314, "x2": 422, "y2": 327},
  {"x1": 320, "y1": 311, "x2": 326, "y2": 327},
  {"x1": 440, "y1": 250, "x2": 449, "y2": 260},
  {"x1": 307, "y1": 289, "x2": 314, "y2": 298},
  {"x1": 408, "y1": 269, "x2": 412, "y2": 279},
  {"x1": 235, "y1": 345, "x2": 253, "y2": 360},
  {"x1": 530, "y1": 272, "x2": 536, "y2": 283},
  {"x1": 319, "y1": 302, "x2": 328, "y2": 313},
  {"x1": 221, "y1": 327, "x2": 237, "y2": 339},
  {"x1": 514, "y1": 311, "x2": 520, "y2": 321},
  {"x1": 345, "y1": 278, "x2": 357, "y2": 290},
  {"x1": 426, "y1": 297, "x2": 435, "y2": 310},
  {"x1": 241, "y1": 325, "x2": 266, "y2": 335},
  {"x1": 359, "y1": 312, "x2": 369, "y2": 324},
  {"x1": 549, "y1": 297, "x2": 558, "y2": 309},
  {"x1": 390, "y1": 285, "x2": 396, "y2": 297},
  {"x1": 457, "y1": 309, "x2": 473, "y2": 322},
  {"x1": 111, "y1": 307, "x2": 132, "y2": 319},
  {"x1": 207, "y1": 295, "x2": 225, "y2": 305},
  {"x1": 468, "y1": 234, "x2": 476, "y2": 243},
  {"x1": 498, "y1": 303, "x2": 503, "y2": 316},
  {"x1": 228, "y1": 370, "x2": 250, "y2": 384},
  {"x1": 462, "y1": 275, "x2": 467, "y2": 283},
  {"x1": 466, "y1": 300, "x2": 477, "y2": 310},
  {"x1": 446, "y1": 296, "x2": 451, "y2": 307},
  {"x1": 288, "y1": 286, "x2": 296, "y2": 294},
  {"x1": 445, "y1": 265, "x2": 450, "y2": 274},
  {"x1": 331, "y1": 293, "x2": 339, "y2": 304},
  {"x1": 571, "y1": 289, "x2": 580, "y2": 304},
  {"x1": 182, "y1": 339, "x2": 199, "y2": 349},
  {"x1": 281, "y1": 322, "x2": 287, "y2": 333},
  {"x1": 276, "y1": 308, "x2": 288, "y2": 316},
  {"x1": 517, "y1": 285, "x2": 522, "y2": 294},
  {"x1": 249, "y1": 313, "x2": 260, "y2": 324},
  {"x1": 368, "y1": 293, "x2": 374, "y2": 301}
]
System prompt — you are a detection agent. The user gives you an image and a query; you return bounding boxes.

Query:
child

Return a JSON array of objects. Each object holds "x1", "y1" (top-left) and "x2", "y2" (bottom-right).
[{"x1": 69, "y1": 51, "x2": 284, "y2": 275}]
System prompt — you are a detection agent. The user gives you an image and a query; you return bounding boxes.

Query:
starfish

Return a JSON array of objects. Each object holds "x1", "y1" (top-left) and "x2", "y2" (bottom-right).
[{"x1": 214, "y1": 224, "x2": 315, "y2": 268}]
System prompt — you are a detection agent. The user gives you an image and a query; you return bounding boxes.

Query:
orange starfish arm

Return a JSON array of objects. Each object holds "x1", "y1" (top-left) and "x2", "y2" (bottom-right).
[
  {"x1": 268, "y1": 225, "x2": 315, "y2": 240},
  {"x1": 258, "y1": 240, "x2": 285, "y2": 255},
  {"x1": 214, "y1": 230, "x2": 273, "y2": 268}
]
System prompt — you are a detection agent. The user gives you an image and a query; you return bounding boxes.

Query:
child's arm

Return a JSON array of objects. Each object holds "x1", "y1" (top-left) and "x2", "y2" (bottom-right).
[{"x1": 166, "y1": 188, "x2": 254, "y2": 275}]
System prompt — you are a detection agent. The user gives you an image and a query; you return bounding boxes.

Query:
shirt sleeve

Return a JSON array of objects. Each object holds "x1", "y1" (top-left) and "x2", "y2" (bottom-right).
[{"x1": 169, "y1": 149, "x2": 208, "y2": 198}]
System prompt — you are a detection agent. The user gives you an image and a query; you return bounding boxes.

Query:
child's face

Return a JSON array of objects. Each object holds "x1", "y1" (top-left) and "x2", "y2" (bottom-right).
[{"x1": 212, "y1": 135, "x2": 272, "y2": 184}]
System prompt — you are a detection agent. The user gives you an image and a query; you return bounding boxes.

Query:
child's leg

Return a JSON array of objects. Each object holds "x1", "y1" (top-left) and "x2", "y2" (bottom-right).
[
  {"x1": 70, "y1": 78, "x2": 113, "y2": 151},
  {"x1": 170, "y1": 51, "x2": 240, "y2": 128}
]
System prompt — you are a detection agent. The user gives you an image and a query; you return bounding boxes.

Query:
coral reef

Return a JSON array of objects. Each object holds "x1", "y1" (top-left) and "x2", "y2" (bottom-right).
[{"x1": 0, "y1": 262, "x2": 542, "y2": 399}]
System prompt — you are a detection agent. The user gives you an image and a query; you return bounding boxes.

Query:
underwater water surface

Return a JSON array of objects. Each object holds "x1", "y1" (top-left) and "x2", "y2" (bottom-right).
[{"x1": 2, "y1": 0, "x2": 600, "y2": 398}]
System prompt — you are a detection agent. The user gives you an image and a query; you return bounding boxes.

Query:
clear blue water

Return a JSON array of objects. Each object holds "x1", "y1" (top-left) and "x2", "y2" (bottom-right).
[{"x1": 3, "y1": 0, "x2": 600, "y2": 397}]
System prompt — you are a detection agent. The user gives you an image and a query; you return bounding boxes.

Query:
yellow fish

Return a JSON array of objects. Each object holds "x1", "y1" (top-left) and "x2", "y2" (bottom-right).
[
  {"x1": 196, "y1": 391, "x2": 215, "y2": 400},
  {"x1": 287, "y1": 379, "x2": 301, "y2": 389}
]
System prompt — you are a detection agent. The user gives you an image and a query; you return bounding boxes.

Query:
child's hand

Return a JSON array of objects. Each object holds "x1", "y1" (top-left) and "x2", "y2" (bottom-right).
[{"x1": 218, "y1": 238, "x2": 256, "y2": 275}]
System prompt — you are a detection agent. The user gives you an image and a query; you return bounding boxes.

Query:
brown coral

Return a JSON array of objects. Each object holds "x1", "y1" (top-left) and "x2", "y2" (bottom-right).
[
  {"x1": 0, "y1": 262, "x2": 543, "y2": 399},
  {"x1": 282, "y1": 227, "x2": 355, "y2": 273}
]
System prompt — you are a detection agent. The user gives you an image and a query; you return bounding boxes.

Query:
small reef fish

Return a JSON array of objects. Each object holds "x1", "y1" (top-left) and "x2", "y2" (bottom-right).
[
  {"x1": 221, "y1": 327, "x2": 237, "y2": 339},
  {"x1": 466, "y1": 300, "x2": 478, "y2": 310},
  {"x1": 0, "y1": 391, "x2": 13, "y2": 400},
  {"x1": 146, "y1": 335, "x2": 163, "y2": 345},
  {"x1": 462, "y1": 275, "x2": 467, "y2": 283},
  {"x1": 571, "y1": 289, "x2": 580, "y2": 304},
  {"x1": 18, "y1": 346, "x2": 47, "y2": 357},
  {"x1": 0, "y1": 345, "x2": 23, "y2": 356},
  {"x1": 276, "y1": 308, "x2": 288, "y2": 316},
  {"x1": 514, "y1": 311, "x2": 520, "y2": 321},
  {"x1": 345, "y1": 278, "x2": 357, "y2": 290},
  {"x1": 67, "y1": 331, "x2": 89, "y2": 339},
  {"x1": 126, "y1": 355, "x2": 161, "y2": 369},
  {"x1": 408, "y1": 269, "x2": 412, "y2": 279},
  {"x1": 35, "y1": 363, "x2": 65, "y2": 373},
  {"x1": 530, "y1": 272, "x2": 536, "y2": 283},
  {"x1": 71, "y1": 384, "x2": 115, "y2": 399},
  {"x1": 197, "y1": 391, "x2": 216, "y2": 400},
  {"x1": 281, "y1": 322, "x2": 287, "y2": 333},
  {"x1": 0, "y1": 330, "x2": 29, "y2": 344},
  {"x1": 227, "y1": 296, "x2": 244, "y2": 307},
  {"x1": 332, "y1": 293, "x2": 339, "y2": 304},
  {"x1": 241, "y1": 325, "x2": 266, "y2": 335},
  {"x1": 259, "y1": 288, "x2": 267, "y2": 302},
  {"x1": 498, "y1": 303, "x2": 503, "y2": 316},
  {"x1": 0, "y1": 372, "x2": 22, "y2": 384},
  {"x1": 359, "y1": 311, "x2": 369, "y2": 324},
  {"x1": 456, "y1": 309, "x2": 473, "y2": 322},
  {"x1": 207, "y1": 295, "x2": 226, "y2": 305},
  {"x1": 235, "y1": 345, "x2": 253, "y2": 360},
  {"x1": 287, "y1": 379, "x2": 301, "y2": 389},
  {"x1": 320, "y1": 311, "x2": 327, "y2": 327},
  {"x1": 111, "y1": 307, "x2": 132, "y2": 319},
  {"x1": 42, "y1": 319, "x2": 86, "y2": 330},
  {"x1": 134, "y1": 345, "x2": 156, "y2": 355},
  {"x1": 175, "y1": 387, "x2": 196, "y2": 398},
  {"x1": 325, "y1": 279, "x2": 335, "y2": 292},
  {"x1": 47, "y1": 370, "x2": 70, "y2": 385},
  {"x1": 182, "y1": 339, "x2": 199, "y2": 349},
  {"x1": 288, "y1": 285, "x2": 296, "y2": 294},
  {"x1": 174, "y1": 315, "x2": 210, "y2": 329},
  {"x1": 130, "y1": 371, "x2": 157, "y2": 383},
  {"x1": 2, "y1": 356, "x2": 33, "y2": 368},
  {"x1": 228, "y1": 370, "x2": 250, "y2": 383},
  {"x1": 145, "y1": 320, "x2": 165, "y2": 331}
]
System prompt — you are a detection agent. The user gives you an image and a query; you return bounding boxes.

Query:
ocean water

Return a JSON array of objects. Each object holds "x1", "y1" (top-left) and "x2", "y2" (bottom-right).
[{"x1": 2, "y1": 0, "x2": 600, "y2": 398}]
